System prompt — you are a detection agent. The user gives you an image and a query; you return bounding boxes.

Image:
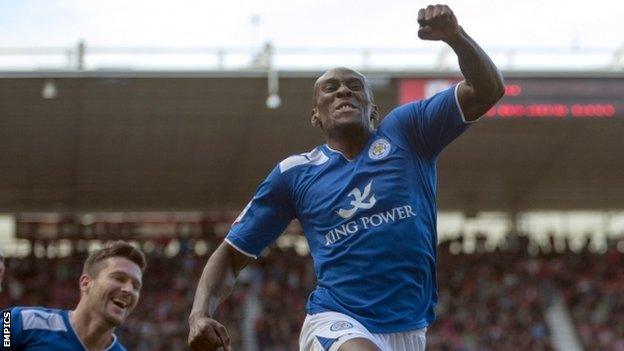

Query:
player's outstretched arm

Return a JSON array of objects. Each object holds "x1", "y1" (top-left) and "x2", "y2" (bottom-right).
[
  {"x1": 188, "y1": 241, "x2": 252, "y2": 351},
  {"x1": 417, "y1": 4, "x2": 505, "y2": 121}
]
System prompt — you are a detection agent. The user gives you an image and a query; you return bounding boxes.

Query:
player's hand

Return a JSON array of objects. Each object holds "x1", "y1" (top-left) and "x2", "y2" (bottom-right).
[
  {"x1": 417, "y1": 4, "x2": 459, "y2": 41},
  {"x1": 188, "y1": 314, "x2": 231, "y2": 351}
]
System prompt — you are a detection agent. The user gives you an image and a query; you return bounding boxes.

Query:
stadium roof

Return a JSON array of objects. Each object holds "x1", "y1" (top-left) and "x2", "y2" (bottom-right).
[{"x1": 1, "y1": 70, "x2": 623, "y2": 214}]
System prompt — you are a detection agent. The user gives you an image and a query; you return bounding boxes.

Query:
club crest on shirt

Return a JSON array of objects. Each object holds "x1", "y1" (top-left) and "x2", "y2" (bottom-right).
[
  {"x1": 368, "y1": 138, "x2": 391, "y2": 160},
  {"x1": 330, "y1": 321, "x2": 354, "y2": 331}
]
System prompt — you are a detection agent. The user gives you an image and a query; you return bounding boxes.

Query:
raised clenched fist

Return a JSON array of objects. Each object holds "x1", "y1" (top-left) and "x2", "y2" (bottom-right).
[{"x1": 417, "y1": 4, "x2": 459, "y2": 41}]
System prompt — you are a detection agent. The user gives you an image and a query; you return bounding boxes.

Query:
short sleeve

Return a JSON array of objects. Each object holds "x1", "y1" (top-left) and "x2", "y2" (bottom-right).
[
  {"x1": 225, "y1": 166, "x2": 296, "y2": 258},
  {"x1": 381, "y1": 84, "x2": 471, "y2": 159}
]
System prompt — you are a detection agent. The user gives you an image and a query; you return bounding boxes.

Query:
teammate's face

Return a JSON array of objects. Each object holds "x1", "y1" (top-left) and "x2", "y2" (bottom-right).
[
  {"x1": 82, "y1": 257, "x2": 142, "y2": 326},
  {"x1": 311, "y1": 68, "x2": 378, "y2": 135}
]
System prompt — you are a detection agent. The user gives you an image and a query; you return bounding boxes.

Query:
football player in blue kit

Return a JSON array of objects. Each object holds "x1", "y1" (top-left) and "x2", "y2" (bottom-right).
[
  {"x1": 3, "y1": 241, "x2": 145, "y2": 350},
  {"x1": 188, "y1": 4, "x2": 504, "y2": 351}
]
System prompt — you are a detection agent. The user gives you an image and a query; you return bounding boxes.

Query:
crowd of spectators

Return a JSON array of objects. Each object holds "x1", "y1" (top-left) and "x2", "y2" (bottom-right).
[
  {"x1": 553, "y1": 246, "x2": 624, "y2": 351},
  {"x1": 254, "y1": 247, "x2": 315, "y2": 350},
  {"x1": 0, "y1": 232, "x2": 622, "y2": 350},
  {"x1": 430, "y1": 238, "x2": 554, "y2": 351}
]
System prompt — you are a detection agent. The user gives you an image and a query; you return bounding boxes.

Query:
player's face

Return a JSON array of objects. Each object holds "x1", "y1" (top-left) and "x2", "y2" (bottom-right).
[
  {"x1": 312, "y1": 68, "x2": 376, "y2": 135},
  {"x1": 86, "y1": 257, "x2": 142, "y2": 326}
]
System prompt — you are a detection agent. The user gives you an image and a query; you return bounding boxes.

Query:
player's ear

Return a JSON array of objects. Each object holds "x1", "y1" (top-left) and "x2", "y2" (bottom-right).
[
  {"x1": 311, "y1": 108, "x2": 321, "y2": 128},
  {"x1": 79, "y1": 273, "x2": 91, "y2": 293},
  {"x1": 370, "y1": 104, "x2": 380, "y2": 124}
]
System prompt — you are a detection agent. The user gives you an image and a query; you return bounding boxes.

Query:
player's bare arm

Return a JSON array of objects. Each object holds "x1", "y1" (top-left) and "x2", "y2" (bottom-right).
[
  {"x1": 188, "y1": 242, "x2": 252, "y2": 351},
  {"x1": 418, "y1": 4, "x2": 505, "y2": 121}
]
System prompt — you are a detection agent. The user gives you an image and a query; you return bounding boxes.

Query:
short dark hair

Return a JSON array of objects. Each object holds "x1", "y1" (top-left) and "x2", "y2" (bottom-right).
[
  {"x1": 82, "y1": 241, "x2": 146, "y2": 277},
  {"x1": 312, "y1": 67, "x2": 374, "y2": 104}
]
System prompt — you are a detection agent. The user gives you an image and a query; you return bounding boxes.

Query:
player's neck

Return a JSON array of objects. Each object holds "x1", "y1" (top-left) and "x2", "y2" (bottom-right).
[
  {"x1": 70, "y1": 305, "x2": 115, "y2": 351},
  {"x1": 326, "y1": 128, "x2": 373, "y2": 160}
]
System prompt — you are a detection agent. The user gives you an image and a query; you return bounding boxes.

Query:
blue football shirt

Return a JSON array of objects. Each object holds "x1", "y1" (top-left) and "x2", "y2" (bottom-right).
[
  {"x1": 3, "y1": 306, "x2": 126, "y2": 351},
  {"x1": 226, "y1": 84, "x2": 473, "y2": 333}
]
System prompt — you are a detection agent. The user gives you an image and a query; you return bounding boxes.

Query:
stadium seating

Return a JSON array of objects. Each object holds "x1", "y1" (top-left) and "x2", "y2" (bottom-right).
[{"x1": 1, "y1": 233, "x2": 622, "y2": 350}]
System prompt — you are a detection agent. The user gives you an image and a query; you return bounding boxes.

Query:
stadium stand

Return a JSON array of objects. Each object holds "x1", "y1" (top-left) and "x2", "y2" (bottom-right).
[
  {"x1": 2, "y1": 227, "x2": 622, "y2": 350},
  {"x1": 557, "y1": 247, "x2": 624, "y2": 351}
]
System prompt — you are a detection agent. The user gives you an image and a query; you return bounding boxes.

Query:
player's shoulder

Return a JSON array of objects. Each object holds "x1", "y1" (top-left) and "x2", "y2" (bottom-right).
[
  {"x1": 7, "y1": 306, "x2": 68, "y2": 330},
  {"x1": 278, "y1": 146, "x2": 329, "y2": 174},
  {"x1": 379, "y1": 100, "x2": 422, "y2": 131},
  {"x1": 9, "y1": 305, "x2": 64, "y2": 315}
]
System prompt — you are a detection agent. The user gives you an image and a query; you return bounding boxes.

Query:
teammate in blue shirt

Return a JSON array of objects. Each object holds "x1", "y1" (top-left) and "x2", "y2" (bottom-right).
[
  {"x1": 3, "y1": 241, "x2": 146, "y2": 350},
  {"x1": 188, "y1": 4, "x2": 504, "y2": 351}
]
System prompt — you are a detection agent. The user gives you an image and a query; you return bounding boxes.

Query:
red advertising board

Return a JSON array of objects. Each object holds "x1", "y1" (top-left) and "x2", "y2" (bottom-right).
[{"x1": 399, "y1": 78, "x2": 622, "y2": 119}]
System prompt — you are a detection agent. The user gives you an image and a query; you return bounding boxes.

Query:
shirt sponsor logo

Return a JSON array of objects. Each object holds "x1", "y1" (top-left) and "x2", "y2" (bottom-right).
[
  {"x1": 368, "y1": 138, "x2": 391, "y2": 160},
  {"x1": 330, "y1": 321, "x2": 354, "y2": 332},
  {"x1": 337, "y1": 181, "x2": 377, "y2": 219},
  {"x1": 325, "y1": 204, "x2": 416, "y2": 246}
]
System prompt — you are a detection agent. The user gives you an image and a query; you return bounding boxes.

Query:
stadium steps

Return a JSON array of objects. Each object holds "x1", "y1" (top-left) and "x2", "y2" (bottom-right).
[
  {"x1": 240, "y1": 267, "x2": 263, "y2": 351},
  {"x1": 545, "y1": 292, "x2": 584, "y2": 351}
]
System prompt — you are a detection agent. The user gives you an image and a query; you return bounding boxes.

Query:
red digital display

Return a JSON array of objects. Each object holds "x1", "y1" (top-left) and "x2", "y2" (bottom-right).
[
  {"x1": 398, "y1": 78, "x2": 623, "y2": 119},
  {"x1": 486, "y1": 103, "x2": 616, "y2": 118}
]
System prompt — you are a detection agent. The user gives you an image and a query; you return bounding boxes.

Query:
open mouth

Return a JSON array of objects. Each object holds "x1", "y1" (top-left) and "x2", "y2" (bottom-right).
[
  {"x1": 335, "y1": 102, "x2": 358, "y2": 111},
  {"x1": 111, "y1": 298, "x2": 128, "y2": 310}
]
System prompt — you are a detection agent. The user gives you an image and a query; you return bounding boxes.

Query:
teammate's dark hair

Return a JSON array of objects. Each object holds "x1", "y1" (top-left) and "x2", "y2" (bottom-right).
[{"x1": 82, "y1": 241, "x2": 146, "y2": 277}]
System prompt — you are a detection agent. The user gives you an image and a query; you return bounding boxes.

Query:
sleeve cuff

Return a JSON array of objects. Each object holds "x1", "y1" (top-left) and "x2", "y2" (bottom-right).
[
  {"x1": 454, "y1": 82, "x2": 481, "y2": 124},
  {"x1": 224, "y1": 238, "x2": 257, "y2": 259}
]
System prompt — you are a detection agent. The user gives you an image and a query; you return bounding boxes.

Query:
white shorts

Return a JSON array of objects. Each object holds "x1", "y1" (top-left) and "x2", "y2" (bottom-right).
[{"x1": 299, "y1": 311, "x2": 427, "y2": 351}]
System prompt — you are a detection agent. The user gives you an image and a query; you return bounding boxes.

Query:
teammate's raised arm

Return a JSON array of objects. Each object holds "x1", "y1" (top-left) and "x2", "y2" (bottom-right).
[
  {"x1": 417, "y1": 4, "x2": 505, "y2": 121},
  {"x1": 188, "y1": 241, "x2": 252, "y2": 351}
]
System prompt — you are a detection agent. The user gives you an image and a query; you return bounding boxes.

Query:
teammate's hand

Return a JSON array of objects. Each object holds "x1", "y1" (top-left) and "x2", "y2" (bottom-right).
[
  {"x1": 417, "y1": 4, "x2": 459, "y2": 41},
  {"x1": 188, "y1": 314, "x2": 231, "y2": 351}
]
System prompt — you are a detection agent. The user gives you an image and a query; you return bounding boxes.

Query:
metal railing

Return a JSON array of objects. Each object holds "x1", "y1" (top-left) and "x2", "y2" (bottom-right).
[{"x1": 0, "y1": 41, "x2": 622, "y2": 72}]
